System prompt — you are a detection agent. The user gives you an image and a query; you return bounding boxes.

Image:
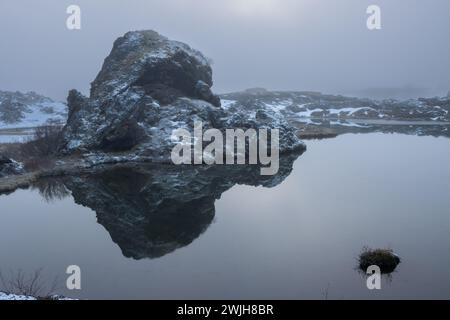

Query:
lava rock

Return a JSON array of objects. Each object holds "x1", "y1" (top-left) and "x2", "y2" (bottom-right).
[
  {"x1": 60, "y1": 30, "x2": 305, "y2": 160},
  {"x1": 90, "y1": 30, "x2": 219, "y2": 106}
]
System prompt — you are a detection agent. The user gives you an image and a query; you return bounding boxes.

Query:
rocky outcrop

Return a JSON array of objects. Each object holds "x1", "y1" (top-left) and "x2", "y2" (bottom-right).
[
  {"x1": 59, "y1": 30, "x2": 305, "y2": 161},
  {"x1": 89, "y1": 30, "x2": 219, "y2": 106}
]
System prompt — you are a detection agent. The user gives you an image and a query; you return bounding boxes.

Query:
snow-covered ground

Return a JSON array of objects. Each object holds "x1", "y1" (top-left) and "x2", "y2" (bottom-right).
[
  {"x1": 220, "y1": 99, "x2": 236, "y2": 109},
  {"x1": 0, "y1": 101, "x2": 67, "y2": 130},
  {"x1": 220, "y1": 91, "x2": 450, "y2": 124},
  {"x1": 0, "y1": 91, "x2": 67, "y2": 143},
  {"x1": 0, "y1": 291, "x2": 75, "y2": 300},
  {"x1": 0, "y1": 292, "x2": 36, "y2": 300}
]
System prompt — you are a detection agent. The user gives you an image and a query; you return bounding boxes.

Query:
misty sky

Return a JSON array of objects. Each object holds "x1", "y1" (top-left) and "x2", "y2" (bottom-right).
[{"x1": 1, "y1": 0, "x2": 450, "y2": 101}]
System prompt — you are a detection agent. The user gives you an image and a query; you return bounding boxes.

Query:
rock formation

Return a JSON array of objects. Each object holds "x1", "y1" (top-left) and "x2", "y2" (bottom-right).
[{"x1": 59, "y1": 30, "x2": 305, "y2": 161}]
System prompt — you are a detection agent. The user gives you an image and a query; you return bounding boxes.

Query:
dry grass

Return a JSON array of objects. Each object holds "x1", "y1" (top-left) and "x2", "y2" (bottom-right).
[
  {"x1": 1, "y1": 125, "x2": 62, "y2": 172},
  {"x1": 359, "y1": 247, "x2": 401, "y2": 274}
]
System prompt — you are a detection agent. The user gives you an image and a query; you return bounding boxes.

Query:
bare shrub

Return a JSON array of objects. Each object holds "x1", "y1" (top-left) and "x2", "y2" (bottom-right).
[
  {"x1": 9, "y1": 124, "x2": 64, "y2": 171},
  {"x1": 32, "y1": 177, "x2": 71, "y2": 202},
  {"x1": 27, "y1": 124, "x2": 63, "y2": 157},
  {"x1": 0, "y1": 268, "x2": 60, "y2": 299}
]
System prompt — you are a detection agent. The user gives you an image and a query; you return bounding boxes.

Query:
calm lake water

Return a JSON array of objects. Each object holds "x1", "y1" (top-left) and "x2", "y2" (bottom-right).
[{"x1": 1, "y1": 133, "x2": 450, "y2": 299}]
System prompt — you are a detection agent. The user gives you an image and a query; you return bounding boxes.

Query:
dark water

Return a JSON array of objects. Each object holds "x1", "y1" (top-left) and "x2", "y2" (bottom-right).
[{"x1": 1, "y1": 133, "x2": 450, "y2": 299}]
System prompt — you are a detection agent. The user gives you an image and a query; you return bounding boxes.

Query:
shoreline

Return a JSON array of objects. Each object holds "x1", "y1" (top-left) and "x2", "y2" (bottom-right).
[{"x1": 2, "y1": 116, "x2": 450, "y2": 195}]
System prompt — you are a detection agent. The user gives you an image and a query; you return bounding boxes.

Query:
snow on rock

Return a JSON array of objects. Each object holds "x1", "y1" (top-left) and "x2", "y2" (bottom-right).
[
  {"x1": 220, "y1": 99, "x2": 237, "y2": 109},
  {"x1": 89, "y1": 30, "x2": 220, "y2": 107},
  {"x1": 60, "y1": 30, "x2": 305, "y2": 161}
]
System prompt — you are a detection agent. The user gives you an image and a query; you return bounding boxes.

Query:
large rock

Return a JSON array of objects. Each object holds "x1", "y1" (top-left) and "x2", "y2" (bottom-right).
[
  {"x1": 90, "y1": 30, "x2": 219, "y2": 106},
  {"x1": 59, "y1": 30, "x2": 305, "y2": 161}
]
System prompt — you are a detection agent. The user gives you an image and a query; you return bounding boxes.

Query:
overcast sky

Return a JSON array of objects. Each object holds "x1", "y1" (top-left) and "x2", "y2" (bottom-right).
[{"x1": 1, "y1": 0, "x2": 449, "y2": 101}]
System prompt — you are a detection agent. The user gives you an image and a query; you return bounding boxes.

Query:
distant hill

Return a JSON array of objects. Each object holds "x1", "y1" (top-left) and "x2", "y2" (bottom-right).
[
  {"x1": 220, "y1": 90, "x2": 450, "y2": 122},
  {"x1": 0, "y1": 91, "x2": 67, "y2": 129}
]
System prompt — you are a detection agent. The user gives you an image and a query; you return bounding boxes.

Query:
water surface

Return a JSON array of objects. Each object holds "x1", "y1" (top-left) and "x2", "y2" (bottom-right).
[{"x1": 1, "y1": 133, "x2": 450, "y2": 299}]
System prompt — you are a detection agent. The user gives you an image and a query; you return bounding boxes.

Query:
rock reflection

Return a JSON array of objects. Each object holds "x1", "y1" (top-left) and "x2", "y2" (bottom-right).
[{"x1": 33, "y1": 152, "x2": 304, "y2": 259}]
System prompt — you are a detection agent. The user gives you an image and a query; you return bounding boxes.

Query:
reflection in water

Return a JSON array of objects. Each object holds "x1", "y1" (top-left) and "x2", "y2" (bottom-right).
[
  {"x1": 33, "y1": 152, "x2": 304, "y2": 260},
  {"x1": 3, "y1": 133, "x2": 450, "y2": 299},
  {"x1": 292, "y1": 119, "x2": 450, "y2": 139},
  {"x1": 32, "y1": 178, "x2": 71, "y2": 202}
]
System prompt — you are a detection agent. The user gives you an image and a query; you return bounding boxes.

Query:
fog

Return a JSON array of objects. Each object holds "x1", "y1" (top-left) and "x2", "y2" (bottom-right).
[{"x1": 0, "y1": 0, "x2": 449, "y2": 101}]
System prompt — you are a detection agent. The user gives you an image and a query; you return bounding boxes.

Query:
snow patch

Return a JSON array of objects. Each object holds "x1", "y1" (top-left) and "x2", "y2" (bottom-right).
[
  {"x1": 220, "y1": 99, "x2": 236, "y2": 109},
  {"x1": 327, "y1": 107, "x2": 375, "y2": 116},
  {"x1": 297, "y1": 107, "x2": 323, "y2": 118},
  {"x1": 0, "y1": 292, "x2": 36, "y2": 300},
  {"x1": 0, "y1": 101, "x2": 67, "y2": 129},
  {"x1": 330, "y1": 120, "x2": 370, "y2": 128}
]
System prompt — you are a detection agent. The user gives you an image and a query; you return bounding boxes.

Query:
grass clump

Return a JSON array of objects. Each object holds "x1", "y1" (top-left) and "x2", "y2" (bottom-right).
[{"x1": 359, "y1": 247, "x2": 401, "y2": 274}]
